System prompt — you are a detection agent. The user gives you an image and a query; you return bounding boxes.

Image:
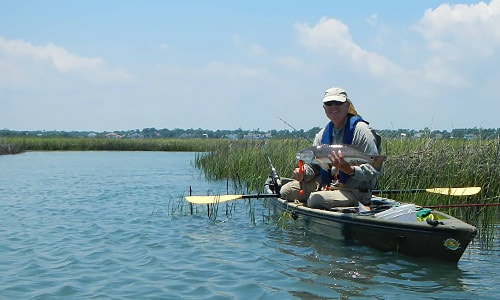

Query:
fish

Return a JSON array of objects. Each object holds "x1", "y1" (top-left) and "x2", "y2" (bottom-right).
[{"x1": 295, "y1": 144, "x2": 386, "y2": 171}]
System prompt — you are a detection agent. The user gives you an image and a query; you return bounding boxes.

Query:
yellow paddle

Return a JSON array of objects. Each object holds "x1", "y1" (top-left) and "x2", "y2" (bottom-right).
[
  {"x1": 185, "y1": 187, "x2": 481, "y2": 204},
  {"x1": 373, "y1": 187, "x2": 481, "y2": 196}
]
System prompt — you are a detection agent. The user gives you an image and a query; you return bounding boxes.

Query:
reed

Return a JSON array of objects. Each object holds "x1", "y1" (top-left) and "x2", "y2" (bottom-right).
[
  {"x1": 194, "y1": 137, "x2": 499, "y2": 245},
  {"x1": 194, "y1": 139, "x2": 309, "y2": 192},
  {"x1": 379, "y1": 137, "x2": 499, "y2": 246}
]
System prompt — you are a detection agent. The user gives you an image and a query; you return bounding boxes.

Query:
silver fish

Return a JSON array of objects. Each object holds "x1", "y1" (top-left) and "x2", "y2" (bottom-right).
[{"x1": 296, "y1": 144, "x2": 386, "y2": 171}]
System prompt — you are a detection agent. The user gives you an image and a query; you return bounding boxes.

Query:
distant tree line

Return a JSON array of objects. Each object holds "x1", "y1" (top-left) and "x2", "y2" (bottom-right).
[{"x1": 0, "y1": 127, "x2": 499, "y2": 140}]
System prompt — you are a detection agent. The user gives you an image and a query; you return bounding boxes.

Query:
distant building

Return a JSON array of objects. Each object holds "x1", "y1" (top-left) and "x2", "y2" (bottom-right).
[{"x1": 105, "y1": 132, "x2": 122, "y2": 139}]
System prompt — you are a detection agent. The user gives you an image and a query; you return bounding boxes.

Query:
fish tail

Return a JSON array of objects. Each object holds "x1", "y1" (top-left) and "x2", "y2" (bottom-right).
[{"x1": 372, "y1": 155, "x2": 387, "y2": 169}]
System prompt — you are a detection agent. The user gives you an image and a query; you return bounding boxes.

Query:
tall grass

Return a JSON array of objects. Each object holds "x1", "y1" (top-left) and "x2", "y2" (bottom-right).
[
  {"x1": 195, "y1": 139, "x2": 309, "y2": 192},
  {"x1": 379, "y1": 137, "x2": 499, "y2": 246},
  {"x1": 195, "y1": 137, "x2": 499, "y2": 246}
]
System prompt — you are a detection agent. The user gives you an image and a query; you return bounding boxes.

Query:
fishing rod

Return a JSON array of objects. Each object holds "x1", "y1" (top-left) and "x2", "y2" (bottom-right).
[
  {"x1": 277, "y1": 116, "x2": 311, "y2": 194},
  {"x1": 277, "y1": 116, "x2": 313, "y2": 143},
  {"x1": 261, "y1": 142, "x2": 282, "y2": 193}
]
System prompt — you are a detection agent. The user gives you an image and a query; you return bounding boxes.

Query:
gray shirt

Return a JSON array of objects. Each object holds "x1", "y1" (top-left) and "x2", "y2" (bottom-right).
[{"x1": 303, "y1": 120, "x2": 382, "y2": 190}]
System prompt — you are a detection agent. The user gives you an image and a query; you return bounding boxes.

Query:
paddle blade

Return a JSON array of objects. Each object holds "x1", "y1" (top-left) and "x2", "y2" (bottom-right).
[
  {"x1": 425, "y1": 187, "x2": 481, "y2": 196},
  {"x1": 185, "y1": 194, "x2": 244, "y2": 204}
]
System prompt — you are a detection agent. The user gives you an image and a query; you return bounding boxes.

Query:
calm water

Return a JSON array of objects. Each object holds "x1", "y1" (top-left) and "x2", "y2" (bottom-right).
[{"x1": 0, "y1": 151, "x2": 498, "y2": 299}]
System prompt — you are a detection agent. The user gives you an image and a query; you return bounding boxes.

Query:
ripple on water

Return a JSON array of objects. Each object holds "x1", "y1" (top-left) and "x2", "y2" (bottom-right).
[{"x1": 0, "y1": 152, "x2": 497, "y2": 299}]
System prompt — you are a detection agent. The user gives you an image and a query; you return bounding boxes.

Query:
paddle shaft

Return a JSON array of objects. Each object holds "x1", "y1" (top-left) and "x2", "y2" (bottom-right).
[
  {"x1": 373, "y1": 189, "x2": 433, "y2": 194},
  {"x1": 233, "y1": 188, "x2": 477, "y2": 200},
  {"x1": 187, "y1": 184, "x2": 480, "y2": 204},
  {"x1": 241, "y1": 193, "x2": 279, "y2": 199}
]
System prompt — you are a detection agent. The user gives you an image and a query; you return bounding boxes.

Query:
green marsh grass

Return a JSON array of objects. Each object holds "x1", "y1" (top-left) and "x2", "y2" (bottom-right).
[
  {"x1": 195, "y1": 139, "x2": 309, "y2": 192},
  {"x1": 195, "y1": 137, "x2": 499, "y2": 247},
  {"x1": 379, "y1": 137, "x2": 499, "y2": 247},
  {"x1": 3, "y1": 137, "x2": 220, "y2": 152}
]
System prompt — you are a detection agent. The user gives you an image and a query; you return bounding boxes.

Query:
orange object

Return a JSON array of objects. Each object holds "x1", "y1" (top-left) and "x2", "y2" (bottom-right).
[{"x1": 298, "y1": 160, "x2": 304, "y2": 195}]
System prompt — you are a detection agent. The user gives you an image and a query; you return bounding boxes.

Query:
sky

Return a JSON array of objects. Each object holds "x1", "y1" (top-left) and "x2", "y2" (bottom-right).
[{"x1": 1, "y1": 0, "x2": 499, "y2": 132}]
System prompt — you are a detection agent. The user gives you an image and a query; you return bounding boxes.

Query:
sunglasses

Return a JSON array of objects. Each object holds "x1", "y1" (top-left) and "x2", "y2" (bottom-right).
[{"x1": 324, "y1": 101, "x2": 345, "y2": 106}]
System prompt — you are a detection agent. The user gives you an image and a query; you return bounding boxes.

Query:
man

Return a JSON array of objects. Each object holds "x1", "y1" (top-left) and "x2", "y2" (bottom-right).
[{"x1": 279, "y1": 86, "x2": 382, "y2": 209}]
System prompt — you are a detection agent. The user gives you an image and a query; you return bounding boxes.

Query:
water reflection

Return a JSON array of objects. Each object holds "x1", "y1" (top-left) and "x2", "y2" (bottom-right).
[{"x1": 264, "y1": 224, "x2": 473, "y2": 299}]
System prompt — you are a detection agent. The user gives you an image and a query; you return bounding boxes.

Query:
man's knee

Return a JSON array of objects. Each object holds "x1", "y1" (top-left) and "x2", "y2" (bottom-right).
[
  {"x1": 280, "y1": 181, "x2": 309, "y2": 203},
  {"x1": 307, "y1": 192, "x2": 324, "y2": 208},
  {"x1": 279, "y1": 182, "x2": 298, "y2": 201},
  {"x1": 307, "y1": 190, "x2": 357, "y2": 209}
]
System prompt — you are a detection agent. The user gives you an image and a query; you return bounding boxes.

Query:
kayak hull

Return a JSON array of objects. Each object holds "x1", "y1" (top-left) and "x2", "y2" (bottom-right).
[{"x1": 264, "y1": 177, "x2": 477, "y2": 263}]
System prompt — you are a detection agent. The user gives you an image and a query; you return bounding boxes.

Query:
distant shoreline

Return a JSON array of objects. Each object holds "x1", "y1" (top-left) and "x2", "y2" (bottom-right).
[
  {"x1": 0, "y1": 137, "x2": 222, "y2": 154},
  {"x1": 1, "y1": 127, "x2": 499, "y2": 141}
]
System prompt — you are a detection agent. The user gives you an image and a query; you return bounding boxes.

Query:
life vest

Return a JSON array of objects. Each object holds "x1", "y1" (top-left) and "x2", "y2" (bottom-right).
[{"x1": 320, "y1": 115, "x2": 367, "y2": 186}]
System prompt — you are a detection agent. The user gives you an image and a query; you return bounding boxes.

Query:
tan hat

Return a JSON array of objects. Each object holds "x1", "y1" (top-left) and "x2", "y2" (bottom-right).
[
  {"x1": 322, "y1": 87, "x2": 360, "y2": 116},
  {"x1": 322, "y1": 87, "x2": 348, "y2": 103}
]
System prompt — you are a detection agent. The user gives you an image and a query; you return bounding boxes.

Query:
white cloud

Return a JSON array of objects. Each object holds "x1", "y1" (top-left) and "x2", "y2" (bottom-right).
[
  {"x1": 0, "y1": 37, "x2": 133, "y2": 84},
  {"x1": 414, "y1": 0, "x2": 500, "y2": 57},
  {"x1": 409, "y1": 0, "x2": 500, "y2": 88},
  {"x1": 0, "y1": 37, "x2": 102, "y2": 72},
  {"x1": 292, "y1": 3, "x2": 499, "y2": 93},
  {"x1": 286, "y1": 8, "x2": 499, "y2": 131},
  {"x1": 1, "y1": 2, "x2": 498, "y2": 132},
  {"x1": 294, "y1": 17, "x2": 402, "y2": 77}
]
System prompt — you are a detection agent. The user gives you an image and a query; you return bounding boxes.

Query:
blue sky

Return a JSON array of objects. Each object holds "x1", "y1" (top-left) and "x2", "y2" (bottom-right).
[{"x1": 1, "y1": 0, "x2": 498, "y2": 132}]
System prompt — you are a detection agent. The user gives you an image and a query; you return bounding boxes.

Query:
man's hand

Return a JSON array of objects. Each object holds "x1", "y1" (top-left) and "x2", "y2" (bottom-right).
[
  {"x1": 328, "y1": 150, "x2": 354, "y2": 175},
  {"x1": 292, "y1": 167, "x2": 304, "y2": 181}
]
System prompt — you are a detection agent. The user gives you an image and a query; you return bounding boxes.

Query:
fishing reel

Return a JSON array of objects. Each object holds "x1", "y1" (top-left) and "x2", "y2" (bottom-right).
[{"x1": 265, "y1": 168, "x2": 281, "y2": 195}]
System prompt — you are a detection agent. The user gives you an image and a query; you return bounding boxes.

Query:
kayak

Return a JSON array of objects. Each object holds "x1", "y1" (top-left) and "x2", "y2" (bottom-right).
[{"x1": 263, "y1": 175, "x2": 477, "y2": 263}]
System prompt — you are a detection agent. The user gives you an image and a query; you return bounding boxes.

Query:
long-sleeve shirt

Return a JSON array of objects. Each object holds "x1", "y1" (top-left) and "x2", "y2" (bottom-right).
[{"x1": 303, "y1": 121, "x2": 382, "y2": 191}]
